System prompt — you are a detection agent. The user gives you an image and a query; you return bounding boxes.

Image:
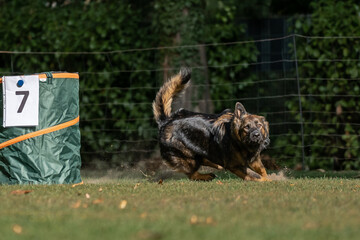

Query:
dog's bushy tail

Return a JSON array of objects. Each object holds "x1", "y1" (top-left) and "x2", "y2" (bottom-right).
[{"x1": 152, "y1": 67, "x2": 191, "y2": 125}]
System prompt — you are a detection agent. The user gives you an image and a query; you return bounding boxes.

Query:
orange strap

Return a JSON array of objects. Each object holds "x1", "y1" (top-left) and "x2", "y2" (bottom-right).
[
  {"x1": 0, "y1": 73, "x2": 79, "y2": 84},
  {"x1": 0, "y1": 116, "x2": 79, "y2": 150},
  {"x1": 72, "y1": 181, "x2": 84, "y2": 187}
]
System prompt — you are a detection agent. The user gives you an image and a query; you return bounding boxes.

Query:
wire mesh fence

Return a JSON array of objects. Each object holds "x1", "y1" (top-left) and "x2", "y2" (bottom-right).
[{"x1": 1, "y1": 34, "x2": 360, "y2": 170}]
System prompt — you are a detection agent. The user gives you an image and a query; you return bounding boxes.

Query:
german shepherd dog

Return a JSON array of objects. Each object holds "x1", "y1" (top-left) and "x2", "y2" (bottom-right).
[{"x1": 152, "y1": 68, "x2": 271, "y2": 181}]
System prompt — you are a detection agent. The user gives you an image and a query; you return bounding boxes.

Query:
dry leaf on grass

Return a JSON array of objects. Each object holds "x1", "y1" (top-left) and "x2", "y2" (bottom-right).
[
  {"x1": 71, "y1": 200, "x2": 81, "y2": 209},
  {"x1": 119, "y1": 200, "x2": 127, "y2": 209},
  {"x1": 206, "y1": 217, "x2": 216, "y2": 225},
  {"x1": 85, "y1": 193, "x2": 90, "y2": 199},
  {"x1": 216, "y1": 180, "x2": 224, "y2": 185},
  {"x1": 190, "y1": 215, "x2": 216, "y2": 225},
  {"x1": 10, "y1": 190, "x2": 32, "y2": 195},
  {"x1": 302, "y1": 221, "x2": 319, "y2": 230},
  {"x1": 92, "y1": 198, "x2": 104, "y2": 204},
  {"x1": 98, "y1": 187, "x2": 103, "y2": 192},
  {"x1": 158, "y1": 179, "x2": 163, "y2": 185},
  {"x1": 12, "y1": 224, "x2": 22, "y2": 234},
  {"x1": 140, "y1": 212, "x2": 147, "y2": 219},
  {"x1": 190, "y1": 215, "x2": 198, "y2": 224},
  {"x1": 134, "y1": 183, "x2": 141, "y2": 190}
]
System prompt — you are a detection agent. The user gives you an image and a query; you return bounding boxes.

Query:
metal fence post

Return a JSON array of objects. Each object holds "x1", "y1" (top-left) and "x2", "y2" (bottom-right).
[{"x1": 292, "y1": 34, "x2": 306, "y2": 170}]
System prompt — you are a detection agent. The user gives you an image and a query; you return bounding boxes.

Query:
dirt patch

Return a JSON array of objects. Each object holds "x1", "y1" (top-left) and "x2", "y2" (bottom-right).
[{"x1": 267, "y1": 170, "x2": 288, "y2": 181}]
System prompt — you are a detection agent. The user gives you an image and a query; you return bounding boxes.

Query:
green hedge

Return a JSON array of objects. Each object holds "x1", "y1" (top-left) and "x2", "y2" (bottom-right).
[
  {"x1": 0, "y1": 0, "x2": 257, "y2": 166},
  {"x1": 275, "y1": 0, "x2": 360, "y2": 169}
]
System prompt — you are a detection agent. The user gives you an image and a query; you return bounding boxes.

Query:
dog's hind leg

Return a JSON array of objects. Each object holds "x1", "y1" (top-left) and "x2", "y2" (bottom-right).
[
  {"x1": 188, "y1": 171, "x2": 216, "y2": 181},
  {"x1": 165, "y1": 156, "x2": 213, "y2": 181},
  {"x1": 167, "y1": 156, "x2": 216, "y2": 181},
  {"x1": 180, "y1": 160, "x2": 216, "y2": 181},
  {"x1": 188, "y1": 157, "x2": 217, "y2": 181}
]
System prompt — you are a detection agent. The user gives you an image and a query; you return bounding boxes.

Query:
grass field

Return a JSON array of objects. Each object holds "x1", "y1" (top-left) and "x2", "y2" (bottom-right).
[{"x1": 1, "y1": 170, "x2": 360, "y2": 240}]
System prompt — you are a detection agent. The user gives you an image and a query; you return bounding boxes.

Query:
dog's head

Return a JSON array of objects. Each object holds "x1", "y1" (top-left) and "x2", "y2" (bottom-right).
[{"x1": 231, "y1": 102, "x2": 270, "y2": 151}]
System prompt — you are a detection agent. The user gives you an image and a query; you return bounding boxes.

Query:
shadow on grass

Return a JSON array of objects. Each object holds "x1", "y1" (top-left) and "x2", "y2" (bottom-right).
[
  {"x1": 80, "y1": 167, "x2": 360, "y2": 183},
  {"x1": 286, "y1": 170, "x2": 360, "y2": 179},
  {"x1": 216, "y1": 169, "x2": 360, "y2": 180},
  {"x1": 183, "y1": 169, "x2": 360, "y2": 180}
]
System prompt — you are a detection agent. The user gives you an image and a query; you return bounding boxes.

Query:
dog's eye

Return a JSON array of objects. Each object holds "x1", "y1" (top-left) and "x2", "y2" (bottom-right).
[{"x1": 245, "y1": 124, "x2": 250, "y2": 129}]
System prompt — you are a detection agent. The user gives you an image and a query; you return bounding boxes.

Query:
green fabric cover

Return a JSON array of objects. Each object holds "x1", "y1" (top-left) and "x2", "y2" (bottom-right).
[{"x1": 0, "y1": 72, "x2": 81, "y2": 184}]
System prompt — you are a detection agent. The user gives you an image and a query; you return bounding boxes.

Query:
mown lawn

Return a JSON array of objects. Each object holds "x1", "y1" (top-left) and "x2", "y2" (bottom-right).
[{"x1": 0, "y1": 171, "x2": 359, "y2": 240}]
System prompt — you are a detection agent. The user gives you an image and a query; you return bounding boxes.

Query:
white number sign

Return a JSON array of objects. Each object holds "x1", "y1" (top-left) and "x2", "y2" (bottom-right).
[{"x1": 3, "y1": 75, "x2": 39, "y2": 127}]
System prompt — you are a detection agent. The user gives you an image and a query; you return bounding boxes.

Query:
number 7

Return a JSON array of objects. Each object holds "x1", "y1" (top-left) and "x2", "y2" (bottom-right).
[{"x1": 16, "y1": 91, "x2": 29, "y2": 113}]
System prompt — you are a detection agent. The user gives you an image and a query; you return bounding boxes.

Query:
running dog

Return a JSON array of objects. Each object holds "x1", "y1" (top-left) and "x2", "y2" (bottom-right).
[{"x1": 152, "y1": 68, "x2": 270, "y2": 181}]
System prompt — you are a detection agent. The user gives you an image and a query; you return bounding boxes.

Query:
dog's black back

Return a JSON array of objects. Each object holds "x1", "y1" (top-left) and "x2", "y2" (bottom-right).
[{"x1": 158, "y1": 108, "x2": 233, "y2": 168}]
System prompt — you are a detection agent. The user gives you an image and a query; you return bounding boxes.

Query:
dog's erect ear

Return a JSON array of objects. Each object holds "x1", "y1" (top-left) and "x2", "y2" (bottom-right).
[{"x1": 234, "y1": 102, "x2": 247, "y2": 119}]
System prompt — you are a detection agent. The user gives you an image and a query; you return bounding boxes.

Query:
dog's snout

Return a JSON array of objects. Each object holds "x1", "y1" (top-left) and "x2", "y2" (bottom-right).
[
  {"x1": 249, "y1": 129, "x2": 262, "y2": 142},
  {"x1": 250, "y1": 129, "x2": 260, "y2": 137}
]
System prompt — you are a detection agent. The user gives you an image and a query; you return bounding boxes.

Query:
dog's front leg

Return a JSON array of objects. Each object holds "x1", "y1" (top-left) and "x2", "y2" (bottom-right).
[
  {"x1": 248, "y1": 157, "x2": 270, "y2": 182},
  {"x1": 228, "y1": 166, "x2": 263, "y2": 181}
]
